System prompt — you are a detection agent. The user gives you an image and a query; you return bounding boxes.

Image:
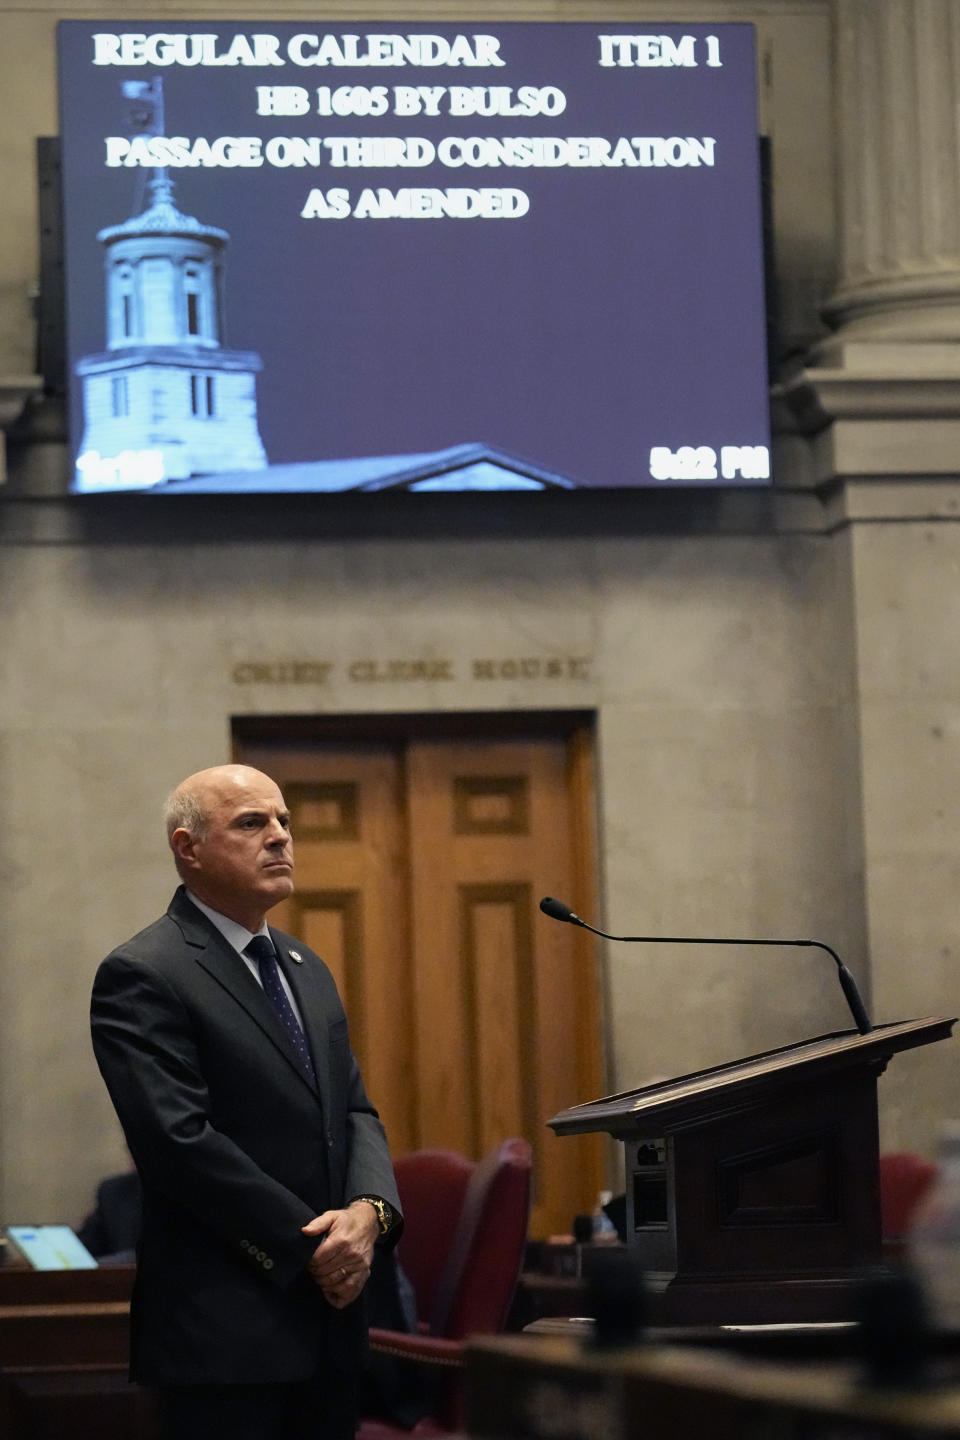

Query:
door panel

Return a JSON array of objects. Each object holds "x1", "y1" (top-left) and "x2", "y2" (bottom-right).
[
  {"x1": 461, "y1": 883, "x2": 538, "y2": 1156},
  {"x1": 405, "y1": 738, "x2": 601, "y2": 1236},
  {"x1": 237, "y1": 723, "x2": 604, "y2": 1237},
  {"x1": 242, "y1": 745, "x2": 415, "y2": 1155}
]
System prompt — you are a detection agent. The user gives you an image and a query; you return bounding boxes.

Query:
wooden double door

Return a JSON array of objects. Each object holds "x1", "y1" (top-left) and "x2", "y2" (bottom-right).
[{"x1": 236, "y1": 717, "x2": 604, "y2": 1238}]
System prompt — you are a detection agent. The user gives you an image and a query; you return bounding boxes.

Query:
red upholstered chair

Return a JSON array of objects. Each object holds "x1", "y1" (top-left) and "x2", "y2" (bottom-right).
[
  {"x1": 389, "y1": 1147, "x2": 475, "y2": 1330},
  {"x1": 358, "y1": 1137, "x2": 533, "y2": 1439},
  {"x1": 879, "y1": 1151, "x2": 940, "y2": 1242}
]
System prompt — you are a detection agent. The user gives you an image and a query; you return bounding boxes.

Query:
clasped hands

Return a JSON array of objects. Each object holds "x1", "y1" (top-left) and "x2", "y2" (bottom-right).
[{"x1": 302, "y1": 1200, "x2": 379, "y2": 1309}]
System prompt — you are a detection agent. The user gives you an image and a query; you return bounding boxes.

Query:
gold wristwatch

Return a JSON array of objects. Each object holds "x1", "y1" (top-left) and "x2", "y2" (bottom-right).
[{"x1": 354, "y1": 1195, "x2": 392, "y2": 1235}]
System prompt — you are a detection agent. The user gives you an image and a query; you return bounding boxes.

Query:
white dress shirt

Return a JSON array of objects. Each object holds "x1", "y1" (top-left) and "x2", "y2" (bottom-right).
[{"x1": 185, "y1": 891, "x2": 307, "y2": 1029}]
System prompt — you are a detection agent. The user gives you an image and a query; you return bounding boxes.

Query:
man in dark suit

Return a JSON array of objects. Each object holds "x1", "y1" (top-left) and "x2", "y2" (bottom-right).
[{"x1": 91, "y1": 764, "x2": 401, "y2": 1440}]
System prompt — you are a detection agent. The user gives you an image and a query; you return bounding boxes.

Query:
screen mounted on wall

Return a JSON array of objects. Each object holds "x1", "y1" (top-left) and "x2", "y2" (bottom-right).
[{"x1": 57, "y1": 21, "x2": 771, "y2": 494}]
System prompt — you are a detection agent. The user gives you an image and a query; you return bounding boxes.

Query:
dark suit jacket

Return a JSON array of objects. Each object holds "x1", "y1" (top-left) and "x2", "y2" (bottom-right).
[{"x1": 90, "y1": 887, "x2": 401, "y2": 1385}]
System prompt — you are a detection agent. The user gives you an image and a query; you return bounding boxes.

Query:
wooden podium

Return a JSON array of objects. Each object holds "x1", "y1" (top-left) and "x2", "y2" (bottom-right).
[{"x1": 549, "y1": 1018, "x2": 955, "y2": 1325}]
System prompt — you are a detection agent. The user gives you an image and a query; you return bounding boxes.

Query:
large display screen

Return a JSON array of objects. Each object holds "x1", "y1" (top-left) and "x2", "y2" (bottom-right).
[{"x1": 58, "y1": 21, "x2": 770, "y2": 494}]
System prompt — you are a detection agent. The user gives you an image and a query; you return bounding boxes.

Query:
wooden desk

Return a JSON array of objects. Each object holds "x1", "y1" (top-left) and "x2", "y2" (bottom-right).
[
  {"x1": 467, "y1": 1333, "x2": 960, "y2": 1439},
  {"x1": 0, "y1": 1265, "x2": 157, "y2": 1440}
]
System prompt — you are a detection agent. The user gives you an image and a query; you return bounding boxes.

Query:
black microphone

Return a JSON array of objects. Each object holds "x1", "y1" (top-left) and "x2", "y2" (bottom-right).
[{"x1": 539, "y1": 896, "x2": 872, "y2": 1035}]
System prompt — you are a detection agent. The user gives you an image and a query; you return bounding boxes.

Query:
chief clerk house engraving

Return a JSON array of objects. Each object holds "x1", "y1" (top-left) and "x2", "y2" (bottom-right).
[{"x1": 74, "y1": 78, "x2": 267, "y2": 491}]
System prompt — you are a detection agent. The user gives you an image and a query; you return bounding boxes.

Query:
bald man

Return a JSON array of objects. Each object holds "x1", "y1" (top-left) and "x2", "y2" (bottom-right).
[{"x1": 91, "y1": 765, "x2": 401, "y2": 1440}]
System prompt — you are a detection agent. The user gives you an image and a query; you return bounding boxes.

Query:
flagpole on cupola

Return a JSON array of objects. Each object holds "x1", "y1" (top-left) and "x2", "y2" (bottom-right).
[{"x1": 121, "y1": 76, "x2": 174, "y2": 211}]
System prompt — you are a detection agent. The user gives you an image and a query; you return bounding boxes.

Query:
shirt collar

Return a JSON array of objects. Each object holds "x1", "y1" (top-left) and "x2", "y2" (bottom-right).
[{"x1": 185, "y1": 891, "x2": 269, "y2": 957}]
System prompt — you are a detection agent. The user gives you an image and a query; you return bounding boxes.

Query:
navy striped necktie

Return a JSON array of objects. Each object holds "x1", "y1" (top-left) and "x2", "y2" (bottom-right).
[{"x1": 244, "y1": 935, "x2": 316, "y2": 1085}]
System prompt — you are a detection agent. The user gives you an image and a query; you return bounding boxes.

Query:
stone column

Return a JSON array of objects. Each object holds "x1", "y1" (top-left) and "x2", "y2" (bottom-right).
[
  {"x1": 783, "y1": 0, "x2": 960, "y2": 479},
  {"x1": 784, "y1": 0, "x2": 960, "y2": 477},
  {"x1": 822, "y1": 0, "x2": 960, "y2": 352}
]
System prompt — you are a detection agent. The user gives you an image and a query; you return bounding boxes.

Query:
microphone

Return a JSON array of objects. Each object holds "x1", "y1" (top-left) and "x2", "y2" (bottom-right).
[{"x1": 539, "y1": 896, "x2": 872, "y2": 1035}]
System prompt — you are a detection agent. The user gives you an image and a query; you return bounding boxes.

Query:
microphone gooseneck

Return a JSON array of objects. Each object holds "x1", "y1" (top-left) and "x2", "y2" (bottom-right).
[{"x1": 538, "y1": 896, "x2": 872, "y2": 1035}]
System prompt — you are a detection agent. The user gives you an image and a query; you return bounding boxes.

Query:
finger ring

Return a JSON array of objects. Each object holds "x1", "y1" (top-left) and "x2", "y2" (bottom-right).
[{"x1": 339, "y1": 1266, "x2": 348, "y2": 1280}]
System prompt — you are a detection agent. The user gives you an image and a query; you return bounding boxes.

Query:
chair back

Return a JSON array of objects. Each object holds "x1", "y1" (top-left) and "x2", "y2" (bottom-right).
[
  {"x1": 392, "y1": 1139, "x2": 533, "y2": 1340},
  {"x1": 879, "y1": 1151, "x2": 939, "y2": 1240},
  {"x1": 360, "y1": 1139, "x2": 533, "y2": 1438},
  {"x1": 393, "y1": 1147, "x2": 474, "y2": 1324},
  {"x1": 429, "y1": 1137, "x2": 533, "y2": 1339}
]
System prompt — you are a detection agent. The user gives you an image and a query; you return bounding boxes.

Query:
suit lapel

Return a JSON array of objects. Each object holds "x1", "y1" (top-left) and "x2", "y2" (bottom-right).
[{"x1": 167, "y1": 890, "x2": 320, "y2": 1095}]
